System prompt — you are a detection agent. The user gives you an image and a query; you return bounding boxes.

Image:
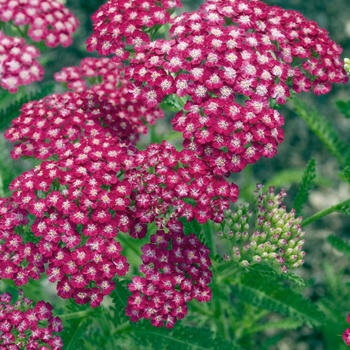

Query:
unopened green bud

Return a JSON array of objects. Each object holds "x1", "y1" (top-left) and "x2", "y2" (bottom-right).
[
  {"x1": 345, "y1": 58, "x2": 350, "y2": 76},
  {"x1": 253, "y1": 255, "x2": 262, "y2": 263},
  {"x1": 240, "y1": 260, "x2": 249, "y2": 267}
]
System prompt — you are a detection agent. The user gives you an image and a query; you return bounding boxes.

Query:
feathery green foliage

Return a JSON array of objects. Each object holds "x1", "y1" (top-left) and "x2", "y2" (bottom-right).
[
  {"x1": 344, "y1": 165, "x2": 350, "y2": 185},
  {"x1": 61, "y1": 301, "x2": 100, "y2": 350},
  {"x1": 336, "y1": 100, "x2": 350, "y2": 119},
  {"x1": 327, "y1": 235, "x2": 350, "y2": 259},
  {"x1": 293, "y1": 98, "x2": 349, "y2": 164},
  {"x1": 130, "y1": 323, "x2": 241, "y2": 350},
  {"x1": 0, "y1": 82, "x2": 55, "y2": 131},
  {"x1": 230, "y1": 269, "x2": 324, "y2": 327},
  {"x1": 293, "y1": 159, "x2": 316, "y2": 216}
]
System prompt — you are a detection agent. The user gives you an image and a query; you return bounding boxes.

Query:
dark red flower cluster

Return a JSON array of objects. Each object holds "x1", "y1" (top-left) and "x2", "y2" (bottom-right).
[
  {"x1": 5, "y1": 90, "x2": 148, "y2": 159},
  {"x1": 0, "y1": 198, "x2": 44, "y2": 286},
  {"x1": 125, "y1": 0, "x2": 347, "y2": 174},
  {"x1": 0, "y1": 290, "x2": 63, "y2": 349},
  {"x1": 0, "y1": 0, "x2": 79, "y2": 47},
  {"x1": 125, "y1": 141, "x2": 239, "y2": 227},
  {"x1": 1, "y1": 135, "x2": 238, "y2": 306},
  {"x1": 6, "y1": 138, "x2": 131, "y2": 306},
  {"x1": 86, "y1": 0, "x2": 182, "y2": 61},
  {"x1": 54, "y1": 57, "x2": 122, "y2": 92},
  {"x1": 0, "y1": 31, "x2": 43, "y2": 92},
  {"x1": 126, "y1": 225, "x2": 212, "y2": 328},
  {"x1": 171, "y1": 100, "x2": 284, "y2": 175}
]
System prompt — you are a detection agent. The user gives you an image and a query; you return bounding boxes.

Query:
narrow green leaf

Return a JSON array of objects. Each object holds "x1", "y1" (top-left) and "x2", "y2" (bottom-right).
[
  {"x1": 327, "y1": 235, "x2": 350, "y2": 259},
  {"x1": 293, "y1": 159, "x2": 316, "y2": 216},
  {"x1": 293, "y1": 99, "x2": 349, "y2": 164}
]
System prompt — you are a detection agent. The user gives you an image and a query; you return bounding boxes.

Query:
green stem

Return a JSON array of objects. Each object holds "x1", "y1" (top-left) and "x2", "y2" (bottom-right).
[
  {"x1": 301, "y1": 198, "x2": 350, "y2": 227},
  {"x1": 203, "y1": 221, "x2": 216, "y2": 257},
  {"x1": 112, "y1": 321, "x2": 131, "y2": 334},
  {"x1": 0, "y1": 172, "x2": 4, "y2": 197},
  {"x1": 57, "y1": 310, "x2": 93, "y2": 320}
]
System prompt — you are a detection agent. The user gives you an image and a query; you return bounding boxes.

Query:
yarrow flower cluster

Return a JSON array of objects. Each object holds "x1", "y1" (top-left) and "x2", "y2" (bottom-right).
[
  {"x1": 5, "y1": 89, "x2": 154, "y2": 159},
  {"x1": 0, "y1": 0, "x2": 79, "y2": 48},
  {"x1": 0, "y1": 290, "x2": 63, "y2": 349},
  {"x1": 215, "y1": 184, "x2": 306, "y2": 273},
  {"x1": 126, "y1": 225, "x2": 212, "y2": 328},
  {"x1": 0, "y1": 31, "x2": 43, "y2": 92},
  {"x1": 1, "y1": 135, "x2": 238, "y2": 306},
  {"x1": 124, "y1": 0, "x2": 347, "y2": 174},
  {"x1": 86, "y1": 0, "x2": 182, "y2": 61},
  {"x1": 53, "y1": 57, "x2": 122, "y2": 92}
]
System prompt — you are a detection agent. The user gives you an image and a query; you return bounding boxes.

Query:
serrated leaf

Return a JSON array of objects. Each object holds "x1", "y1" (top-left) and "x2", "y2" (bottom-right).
[
  {"x1": 246, "y1": 319, "x2": 303, "y2": 334},
  {"x1": 231, "y1": 272, "x2": 324, "y2": 327},
  {"x1": 328, "y1": 235, "x2": 350, "y2": 259},
  {"x1": 0, "y1": 82, "x2": 55, "y2": 131},
  {"x1": 293, "y1": 159, "x2": 316, "y2": 216},
  {"x1": 131, "y1": 324, "x2": 242, "y2": 350},
  {"x1": 344, "y1": 166, "x2": 350, "y2": 185},
  {"x1": 336, "y1": 100, "x2": 350, "y2": 119},
  {"x1": 293, "y1": 99, "x2": 349, "y2": 164},
  {"x1": 62, "y1": 315, "x2": 92, "y2": 350}
]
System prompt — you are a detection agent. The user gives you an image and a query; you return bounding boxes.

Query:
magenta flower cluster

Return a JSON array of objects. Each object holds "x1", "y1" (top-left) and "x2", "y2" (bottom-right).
[
  {"x1": 0, "y1": 0, "x2": 79, "y2": 48},
  {"x1": 0, "y1": 290, "x2": 63, "y2": 349},
  {"x1": 0, "y1": 31, "x2": 43, "y2": 92},
  {"x1": 127, "y1": 226, "x2": 212, "y2": 328},
  {"x1": 0, "y1": 0, "x2": 348, "y2": 330},
  {"x1": 0, "y1": 0, "x2": 79, "y2": 92}
]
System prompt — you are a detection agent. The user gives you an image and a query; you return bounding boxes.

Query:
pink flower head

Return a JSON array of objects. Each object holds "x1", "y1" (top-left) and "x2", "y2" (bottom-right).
[
  {"x1": 127, "y1": 225, "x2": 212, "y2": 328},
  {"x1": 0, "y1": 0, "x2": 79, "y2": 48},
  {"x1": 7, "y1": 137, "x2": 132, "y2": 306},
  {"x1": 124, "y1": 0, "x2": 347, "y2": 174},
  {"x1": 0, "y1": 290, "x2": 63, "y2": 349},
  {"x1": 54, "y1": 57, "x2": 122, "y2": 92},
  {"x1": 0, "y1": 31, "x2": 44, "y2": 92},
  {"x1": 86, "y1": 0, "x2": 182, "y2": 61},
  {"x1": 5, "y1": 89, "x2": 148, "y2": 159}
]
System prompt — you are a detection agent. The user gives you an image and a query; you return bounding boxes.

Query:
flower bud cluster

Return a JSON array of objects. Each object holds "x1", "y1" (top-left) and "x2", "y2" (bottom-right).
[
  {"x1": 0, "y1": 31, "x2": 43, "y2": 92},
  {"x1": 126, "y1": 225, "x2": 212, "y2": 328},
  {"x1": 0, "y1": 290, "x2": 63, "y2": 349},
  {"x1": 0, "y1": 0, "x2": 79, "y2": 48},
  {"x1": 86, "y1": 0, "x2": 182, "y2": 61},
  {"x1": 216, "y1": 184, "x2": 305, "y2": 273},
  {"x1": 345, "y1": 58, "x2": 350, "y2": 77}
]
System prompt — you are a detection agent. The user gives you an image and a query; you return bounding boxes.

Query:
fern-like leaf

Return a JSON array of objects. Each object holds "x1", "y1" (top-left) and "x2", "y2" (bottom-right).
[
  {"x1": 327, "y1": 235, "x2": 350, "y2": 259},
  {"x1": 293, "y1": 159, "x2": 316, "y2": 216},
  {"x1": 246, "y1": 319, "x2": 303, "y2": 334},
  {"x1": 231, "y1": 270, "x2": 324, "y2": 326},
  {"x1": 0, "y1": 82, "x2": 55, "y2": 131},
  {"x1": 131, "y1": 323, "x2": 241, "y2": 350},
  {"x1": 344, "y1": 166, "x2": 350, "y2": 185},
  {"x1": 293, "y1": 99, "x2": 349, "y2": 164}
]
